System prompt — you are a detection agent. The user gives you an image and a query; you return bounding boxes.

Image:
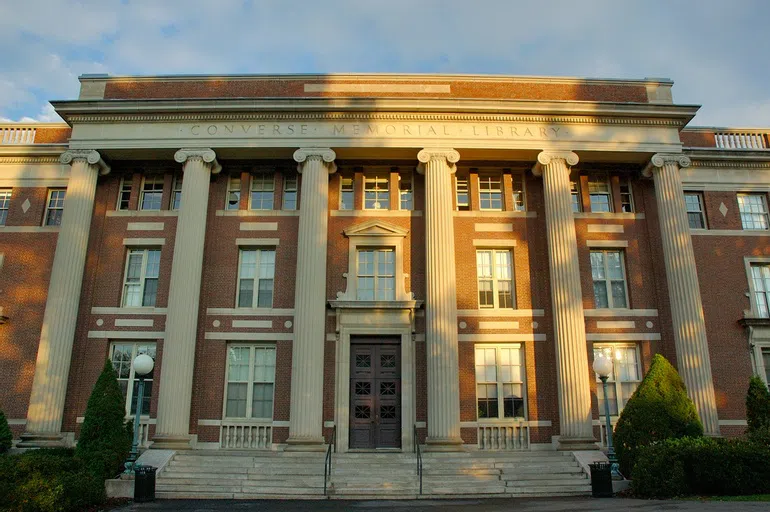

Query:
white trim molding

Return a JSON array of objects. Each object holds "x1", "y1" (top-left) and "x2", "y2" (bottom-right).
[
  {"x1": 206, "y1": 307, "x2": 295, "y2": 316},
  {"x1": 586, "y1": 239, "x2": 629, "y2": 248},
  {"x1": 204, "y1": 332, "x2": 293, "y2": 341},
  {"x1": 585, "y1": 332, "x2": 661, "y2": 341},
  {"x1": 458, "y1": 309, "x2": 545, "y2": 317},
  {"x1": 123, "y1": 237, "x2": 165, "y2": 246},
  {"x1": 235, "y1": 237, "x2": 280, "y2": 246},
  {"x1": 88, "y1": 330, "x2": 165, "y2": 339},
  {"x1": 587, "y1": 224, "x2": 624, "y2": 233},
  {"x1": 584, "y1": 308, "x2": 658, "y2": 317},
  {"x1": 472, "y1": 239, "x2": 518, "y2": 248},
  {"x1": 458, "y1": 333, "x2": 546, "y2": 342}
]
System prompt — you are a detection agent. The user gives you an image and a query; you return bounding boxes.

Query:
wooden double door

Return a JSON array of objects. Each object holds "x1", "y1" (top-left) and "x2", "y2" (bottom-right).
[{"x1": 349, "y1": 339, "x2": 401, "y2": 449}]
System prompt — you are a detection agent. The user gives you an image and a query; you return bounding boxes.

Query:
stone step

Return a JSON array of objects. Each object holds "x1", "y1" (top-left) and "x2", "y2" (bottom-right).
[
  {"x1": 506, "y1": 478, "x2": 589, "y2": 487},
  {"x1": 503, "y1": 470, "x2": 587, "y2": 480},
  {"x1": 507, "y1": 484, "x2": 592, "y2": 494},
  {"x1": 494, "y1": 461, "x2": 579, "y2": 470},
  {"x1": 159, "y1": 477, "x2": 324, "y2": 487},
  {"x1": 423, "y1": 485, "x2": 507, "y2": 494},
  {"x1": 157, "y1": 483, "x2": 324, "y2": 495},
  {"x1": 422, "y1": 474, "x2": 501, "y2": 483}
]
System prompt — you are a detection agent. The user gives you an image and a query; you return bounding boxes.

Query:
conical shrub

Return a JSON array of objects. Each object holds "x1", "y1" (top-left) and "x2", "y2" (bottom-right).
[
  {"x1": 0, "y1": 409, "x2": 12, "y2": 453},
  {"x1": 746, "y1": 375, "x2": 770, "y2": 434}
]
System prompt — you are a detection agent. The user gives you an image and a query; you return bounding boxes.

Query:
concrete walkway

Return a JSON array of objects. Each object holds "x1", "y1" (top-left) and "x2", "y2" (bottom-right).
[{"x1": 112, "y1": 497, "x2": 770, "y2": 512}]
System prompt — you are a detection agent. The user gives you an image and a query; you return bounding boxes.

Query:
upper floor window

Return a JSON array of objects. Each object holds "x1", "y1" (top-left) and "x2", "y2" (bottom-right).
[
  {"x1": 570, "y1": 179, "x2": 582, "y2": 213},
  {"x1": 171, "y1": 175, "x2": 183, "y2": 210},
  {"x1": 684, "y1": 192, "x2": 707, "y2": 229},
  {"x1": 118, "y1": 178, "x2": 132, "y2": 211},
  {"x1": 45, "y1": 189, "x2": 66, "y2": 226},
  {"x1": 110, "y1": 342, "x2": 156, "y2": 416},
  {"x1": 340, "y1": 177, "x2": 354, "y2": 210},
  {"x1": 283, "y1": 175, "x2": 298, "y2": 211},
  {"x1": 761, "y1": 347, "x2": 770, "y2": 388},
  {"x1": 226, "y1": 175, "x2": 241, "y2": 210},
  {"x1": 237, "y1": 248, "x2": 275, "y2": 308},
  {"x1": 250, "y1": 173, "x2": 275, "y2": 210},
  {"x1": 738, "y1": 193, "x2": 769, "y2": 230},
  {"x1": 750, "y1": 263, "x2": 770, "y2": 318},
  {"x1": 140, "y1": 176, "x2": 164, "y2": 211},
  {"x1": 0, "y1": 190, "x2": 11, "y2": 226},
  {"x1": 479, "y1": 175, "x2": 502, "y2": 211},
  {"x1": 588, "y1": 173, "x2": 612, "y2": 212},
  {"x1": 225, "y1": 344, "x2": 276, "y2": 419},
  {"x1": 356, "y1": 248, "x2": 395, "y2": 300},
  {"x1": 511, "y1": 174, "x2": 525, "y2": 211},
  {"x1": 364, "y1": 174, "x2": 389, "y2": 210},
  {"x1": 399, "y1": 174, "x2": 413, "y2": 211},
  {"x1": 591, "y1": 249, "x2": 628, "y2": 309},
  {"x1": 593, "y1": 344, "x2": 641, "y2": 416},
  {"x1": 476, "y1": 249, "x2": 514, "y2": 309},
  {"x1": 475, "y1": 344, "x2": 526, "y2": 419},
  {"x1": 122, "y1": 248, "x2": 160, "y2": 307},
  {"x1": 456, "y1": 176, "x2": 470, "y2": 211},
  {"x1": 619, "y1": 181, "x2": 634, "y2": 213}
]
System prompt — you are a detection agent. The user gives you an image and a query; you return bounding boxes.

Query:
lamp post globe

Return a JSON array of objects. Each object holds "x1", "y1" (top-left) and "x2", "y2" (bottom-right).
[
  {"x1": 133, "y1": 354, "x2": 154, "y2": 377},
  {"x1": 592, "y1": 355, "x2": 613, "y2": 379}
]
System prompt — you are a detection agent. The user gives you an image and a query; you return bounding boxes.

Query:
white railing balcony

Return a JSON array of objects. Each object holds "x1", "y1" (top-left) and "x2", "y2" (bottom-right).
[
  {"x1": 0, "y1": 125, "x2": 36, "y2": 144},
  {"x1": 715, "y1": 131, "x2": 768, "y2": 149},
  {"x1": 137, "y1": 419, "x2": 151, "y2": 448},
  {"x1": 596, "y1": 419, "x2": 618, "y2": 449},
  {"x1": 477, "y1": 422, "x2": 530, "y2": 451},
  {"x1": 220, "y1": 421, "x2": 272, "y2": 449}
]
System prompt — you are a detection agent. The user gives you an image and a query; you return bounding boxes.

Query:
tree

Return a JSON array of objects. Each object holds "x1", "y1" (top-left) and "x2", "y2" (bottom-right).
[
  {"x1": 0, "y1": 409, "x2": 12, "y2": 453},
  {"x1": 613, "y1": 354, "x2": 703, "y2": 477},
  {"x1": 75, "y1": 360, "x2": 132, "y2": 479},
  {"x1": 746, "y1": 375, "x2": 770, "y2": 433}
]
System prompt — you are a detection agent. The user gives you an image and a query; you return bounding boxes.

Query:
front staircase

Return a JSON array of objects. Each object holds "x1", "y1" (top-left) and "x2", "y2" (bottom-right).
[{"x1": 156, "y1": 450, "x2": 591, "y2": 499}]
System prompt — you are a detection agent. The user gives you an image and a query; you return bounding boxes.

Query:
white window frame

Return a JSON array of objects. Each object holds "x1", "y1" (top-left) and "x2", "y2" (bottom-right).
[
  {"x1": 619, "y1": 180, "x2": 634, "y2": 213},
  {"x1": 745, "y1": 257, "x2": 770, "y2": 319},
  {"x1": 44, "y1": 188, "x2": 66, "y2": 226},
  {"x1": 478, "y1": 174, "x2": 503, "y2": 211},
  {"x1": 340, "y1": 177, "x2": 354, "y2": 210},
  {"x1": 590, "y1": 249, "x2": 630, "y2": 309},
  {"x1": 236, "y1": 248, "x2": 276, "y2": 308},
  {"x1": 355, "y1": 247, "x2": 396, "y2": 301},
  {"x1": 510, "y1": 173, "x2": 526, "y2": 212},
  {"x1": 249, "y1": 173, "x2": 275, "y2": 211},
  {"x1": 364, "y1": 174, "x2": 389, "y2": 210},
  {"x1": 110, "y1": 342, "x2": 156, "y2": 417},
  {"x1": 588, "y1": 173, "x2": 613, "y2": 213},
  {"x1": 282, "y1": 174, "x2": 298, "y2": 211},
  {"x1": 738, "y1": 193, "x2": 770, "y2": 231},
  {"x1": 684, "y1": 191, "x2": 707, "y2": 230},
  {"x1": 223, "y1": 343, "x2": 276, "y2": 420},
  {"x1": 139, "y1": 175, "x2": 164, "y2": 211},
  {"x1": 399, "y1": 173, "x2": 413, "y2": 211},
  {"x1": 474, "y1": 343, "x2": 527, "y2": 421},
  {"x1": 171, "y1": 174, "x2": 183, "y2": 210},
  {"x1": 570, "y1": 178, "x2": 582, "y2": 213},
  {"x1": 476, "y1": 249, "x2": 515, "y2": 309},
  {"x1": 226, "y1": 175, "x2": 242, "y2": 210},
  {"x1": 121, "y1": 248, "x2": 161, "y2": 308},
  {"x1": 753, "y1": 344, "x2": 770, "y2": 388},
  {"x1": 456, "y1": 176, "x2": 470, "y2": 211},
  {"x1": 0, "y1": 189, "x2": 11, "y2": 226},
  {"x1": 117, "y1": 177, "x2": 132, "y2": 211},
  {"x1": 593, "y1": 343, "x2": 642, "y2": 416}
]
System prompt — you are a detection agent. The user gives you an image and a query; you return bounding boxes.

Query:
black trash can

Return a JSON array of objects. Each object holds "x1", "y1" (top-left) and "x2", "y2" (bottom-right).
[
  {"x1": 134, "y1": 465, "x2": 157, "y2": 503},
  {"x1": 589, "y1": 462, "x2": 613, "y2": 498}
]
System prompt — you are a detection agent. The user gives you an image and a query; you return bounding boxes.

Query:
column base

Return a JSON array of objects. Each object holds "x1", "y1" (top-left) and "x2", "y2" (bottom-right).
[
  {"x1": 424, "y1": 436, "x2": 465, "y2": 452},
  {"x1": 284, "y1": 436, "x2": 327, "y2": 452},
  {"x1": 151, "y1": 434, "x2": 193, "y2": 450},
  {"x1": 17, "y1": 432, "x2": 68, "y2": 448},
  {"x1": 556, "y1": 437, "x2": 598, "y2": 451}
]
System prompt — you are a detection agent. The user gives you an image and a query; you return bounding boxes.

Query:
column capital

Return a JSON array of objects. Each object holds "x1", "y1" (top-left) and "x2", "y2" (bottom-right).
[
  {"x1": 416, "y1": 148, "x2": 460, "y2": 175},
  {"x1": 642, "y1": 153, "x2": 692, "y2": 177},
  {"x1": 60, "y1": 150, "x2": 110, "y2": 175},
  {"x1": 293, "y1": 148, "x2": 337, "y2": 173},
  {"x1": 174, "y1": 148, "x2": 222, "y2": 174},
  {"x1": 531, "y1": 151, "x2": 578, "y2": 177}
]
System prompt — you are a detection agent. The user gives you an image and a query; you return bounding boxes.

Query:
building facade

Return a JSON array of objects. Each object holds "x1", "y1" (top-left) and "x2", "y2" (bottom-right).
[{"x1": 0, "y1": 74, "x2": 768, "y2": 454}]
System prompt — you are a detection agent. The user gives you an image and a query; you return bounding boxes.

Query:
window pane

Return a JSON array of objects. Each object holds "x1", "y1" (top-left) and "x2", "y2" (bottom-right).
[
  {"x1": 257, "y1": 279, "x2": 273, "y2": 308},
  {"x1": 340, "y1": 177, "x2": 354, "y2": 210},
  {"x1": 142, "y1": 279, "x2": 158, "y2": 307},
  {"x1": 226, "y1": 383, "x2": 248, "y2": 417},
  {"x1": 593, "y1": 282, "x2": 609, "y2": 308},
  {"x1": 251, "y1": 383, "x2": 274, "y2": 418},
  {"x1": 611, "y1": 281, "x2": 627, "y2": 308},
  {"x1": 479, "y1": 175, "x2": 502, "y2": 210},
  {"x1": 456, "y1": 177, "x2": 469, "y2": 210},
  {"x1": 763, "y1": 348, "x2": 770, "y2": 385},
  {"x1": 238, "y1": 280, "x2": 254, "y2": 307}
]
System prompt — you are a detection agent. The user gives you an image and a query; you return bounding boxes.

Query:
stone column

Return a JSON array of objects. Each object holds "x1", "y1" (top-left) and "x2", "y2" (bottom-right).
[
  {"x1": 20, "y1": 150, "x2": 109, "y2": 447},
  {"x1": 643, "y1": 153, "x2": 720, "y2": 436},
  {"x1": 417, "y1": 148, "x2": 463, "y2": 451},
  {"x1": 532, "y1": 151, "x2": 595, "y2": 450},
  {"x1": 153, "y1": 149, "x2": 221, "y2": 449},
  {"x1": 286, "y1": 148, "x2": 336, "y2": 451}
]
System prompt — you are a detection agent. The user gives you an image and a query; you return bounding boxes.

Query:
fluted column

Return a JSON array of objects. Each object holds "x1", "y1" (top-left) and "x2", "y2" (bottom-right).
[
  {"x1": 286, "y1": 148, "x2": 336, "y2": 451},
  {"x1": 153, "y1": 149, "x2": 220, "y2": 449},
  {"x1": 533, "y1": 151, "x2": 595, "y2": 449},
  {"x1": 643, "y1": 154, "x2": 720, "y2": 436},
  {"x1": 21, "y1": 150, "x2": 109, "y2": 447},
  {"x1": 417, "y1": 148, "x2": 463, "y2": 451}
]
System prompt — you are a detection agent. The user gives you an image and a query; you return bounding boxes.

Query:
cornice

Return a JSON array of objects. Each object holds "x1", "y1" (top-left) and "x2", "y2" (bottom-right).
[
  {"x1": 0, "y1": 156, "x2": 61, "y2": 164},
  {"x1": 688, "y1": 160, "x2": 770, "y2": 169}
]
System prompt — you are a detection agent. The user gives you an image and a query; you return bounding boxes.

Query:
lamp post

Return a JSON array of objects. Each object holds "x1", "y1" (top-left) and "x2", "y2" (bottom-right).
[
  {"x1": 592, "y1": 354, "x2": 622, "y2": 479},
  {"x1": 125, "y1": 353, "x2": 154, "y2": 474}
]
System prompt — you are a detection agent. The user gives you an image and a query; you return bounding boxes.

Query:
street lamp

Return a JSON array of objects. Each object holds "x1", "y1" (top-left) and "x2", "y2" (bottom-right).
[
  {"x1": 593, "y1": 354, "x2": 623, "y2": 479},
  {"x1": 125, "y1": 353, "x2": 154, "y2": 474}
]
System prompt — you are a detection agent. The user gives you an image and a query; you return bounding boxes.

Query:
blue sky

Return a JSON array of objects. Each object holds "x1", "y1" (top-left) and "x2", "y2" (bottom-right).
[{"x1": 1, "y1": 0, "x2": 768, "y2": 126}]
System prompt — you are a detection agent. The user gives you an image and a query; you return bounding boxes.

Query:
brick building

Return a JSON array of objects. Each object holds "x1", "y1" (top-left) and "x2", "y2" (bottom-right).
[{"x1": 1, "y1": 74, "x2": 768, "y2": 460}]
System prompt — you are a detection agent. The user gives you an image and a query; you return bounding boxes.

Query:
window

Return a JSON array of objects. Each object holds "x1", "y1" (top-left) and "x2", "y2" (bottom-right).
[
  {"x1": 340, "y1": 177, "x2": 354, "y2": 210},
  {"x1": 250, "y1": 173, "x2": 275, "y2": 210},
  {"x1": 117, "y1": 178, "x2": 132, "y2": 211},
  {"x1": 399, "y1": 174, "x2": 413, "y2": 211},
  {"x1": 226, "y1": 175, "x2": 241, "y2": 210},
  {"x1": 750, "y1": 263, "x2": 770, "y2": 318},
  {"x1": 237, "y1": 248, "x2": 276, "y2": 308},
  {"x1": 171, "y1": 175, "x2": 183, "y2": 210},
  {"x1": 476, "y1": 249, "x2": 514, "y2": 309},
  {"x1": 475, "y1": 344, "x2": 526, "y2": 419},
  {"x1": 110, "y1": 342, "x2": 156, "y2": 416},
  {"x1": 456, "y1": 176, "x2": 469, "y2": 211},
  {"x1": 140, "y1": 176, "x2": 164, "y2": 211},
  {"x1": 762, "y1": 348, "x2": 770, "y2": 387},
  {"x1": 588, "y1": 173, "x2": 612, "y2": 212},
  {"x1": 225, "y1": 344, "x2": 276, "y2": 419},
  {"x1": 0, "y1": 190, "x2": 11, "y2": 225},
  {"x1": 356, "y1": 248, "x2": 395, "y2": 300},
  {"x1": 590, "y1": 250, "x2": 628, "y2": 309},
  {"x1": 121, "y1": 248, "x2": 161, "y2": 307},
  {"x1": 283, "y1": 174, "x2": 298, "y2": 211},
  {"x1": 738, "y1": 193, "x2": 769, "y2": 230},
  {"x1": 619, "y1": 181, "x2": 634, "y2": 213},
  {"x1": 570, "y1": 179, "x2": 581, "y2": 212},
  {"x1": 511, "y1": 174, "x2": 525, "y2": 211},
  {"x1": 684, "y1": 192, "x2": 707, "y2": 229},
  {"x1": 44, "y1": 189, "x2": 66, "y2": 226},
  {"x1": 479, "y1": 175, "x2": 502, "y2": 210},
  {"x1": 364, "y1": 174, "x2": 389, "y2": 210},
  {"x1": 593, "y1": 344, "x2": 641, "y2": 416}
]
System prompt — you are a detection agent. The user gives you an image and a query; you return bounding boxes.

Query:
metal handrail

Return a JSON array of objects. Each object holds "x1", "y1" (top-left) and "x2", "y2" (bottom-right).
[
  {"x1": 413, "y1": 424, "x2": 422, "y2": 495},
  {"x1": 323, "y1": 425, "x2": 336, "y2": 496}
]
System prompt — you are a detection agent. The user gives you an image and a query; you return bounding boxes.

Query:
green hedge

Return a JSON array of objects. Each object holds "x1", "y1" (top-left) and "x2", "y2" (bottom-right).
[
  {"x1": 633, "y1": 435, "x2": 770, "y2": 498},
  {"x1": 0, "y1": 449, "x2": 105, "y2": 512},
  {"x1": 747, "y1": 376, "x2": 770, "y2": 433},
  {"x1": 0, "y1": 409, "x2": 12, "y2": 454}
]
